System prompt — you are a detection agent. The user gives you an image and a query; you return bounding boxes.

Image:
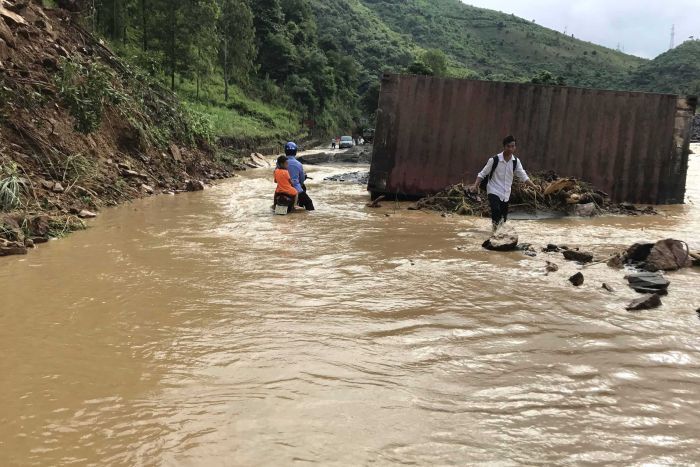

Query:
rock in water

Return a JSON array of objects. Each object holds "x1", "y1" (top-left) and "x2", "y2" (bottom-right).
[
  {"x1": 563, "y1": 250, "x2": 594, "y2": 263},
  {"x1": 626, "y1": 242, "x2": 655, "y2": 262},
  {"x1": 0, "y1": 239, "x2": 28, "y2": 256},
  {"x1": 186, "y1": 180, "x2": 205, "y2": 192},
  {"x1": 644, "y1": 239, "x2": 692, "y2": 272},
  {"x1": 546, "y1": 261, "x2": 559, "y2": 273},
  {"x1": 78, "y1": 210, "x2": 97, "y2": 219},
  {"x1": 626, "y1": 272, "x2": 670, "y2": 294},
  {"x1": 569, "y1": 272, "x2": 584, "y2": 286},
  {"x1": 482, "y1": 233, "x2": 518, "y2": 251},
  {"x1": 602, "y1": 283, "x2": 615, "y2": 293},
  {"x1": 626, "y1": 294, "x2": 662, "y2": 311}
]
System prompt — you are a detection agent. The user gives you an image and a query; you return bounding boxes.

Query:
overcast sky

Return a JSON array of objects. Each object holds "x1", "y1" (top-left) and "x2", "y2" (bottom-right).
[{"x1": 462, "y1": 0, "x2": 700, "y2": 58}]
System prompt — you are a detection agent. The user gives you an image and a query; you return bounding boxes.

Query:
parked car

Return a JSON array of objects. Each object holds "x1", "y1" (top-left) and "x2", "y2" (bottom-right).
[{"x1": 339, "y1": 136, "x2": 354, "y2": 149}]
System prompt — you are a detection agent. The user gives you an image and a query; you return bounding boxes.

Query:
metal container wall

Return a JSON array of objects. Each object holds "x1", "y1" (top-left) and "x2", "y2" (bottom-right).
[{"x1": 369, "y1": 74, "x2": 697, "y2": 204}]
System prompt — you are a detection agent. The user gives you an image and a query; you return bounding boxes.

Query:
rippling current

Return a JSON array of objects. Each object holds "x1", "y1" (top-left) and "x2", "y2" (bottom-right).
[{"x1": 1, "y1": 147, "x2": 699, "y2": 466}]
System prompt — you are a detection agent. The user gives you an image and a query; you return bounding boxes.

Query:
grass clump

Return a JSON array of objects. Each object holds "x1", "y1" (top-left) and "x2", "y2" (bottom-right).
[
  {"x1": 54, "y1": 59, "x2": 125, "y2": 134},
  {"x1": 0, "y1": 162, "x2": 27, "y2": 211}
]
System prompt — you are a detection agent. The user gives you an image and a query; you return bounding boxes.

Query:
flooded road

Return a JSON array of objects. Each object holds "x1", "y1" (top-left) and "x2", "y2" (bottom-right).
[{"x1": 1, "y1": 148, "x2": 699, "y2": 465}]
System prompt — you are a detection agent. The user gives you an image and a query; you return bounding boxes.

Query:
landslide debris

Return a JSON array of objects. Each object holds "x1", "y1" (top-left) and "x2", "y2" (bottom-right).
[
  {"x1": 414, "y1": 172, "x2": 658, "y2": 217},
  {"x1": 0, "y1": 0, "x2": 235, "y2": 254}
]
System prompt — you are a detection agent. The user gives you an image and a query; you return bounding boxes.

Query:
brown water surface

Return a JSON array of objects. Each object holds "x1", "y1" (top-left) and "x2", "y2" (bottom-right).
[{"x1": 1, "y1": 147, "x2": 699, "y2": 465}]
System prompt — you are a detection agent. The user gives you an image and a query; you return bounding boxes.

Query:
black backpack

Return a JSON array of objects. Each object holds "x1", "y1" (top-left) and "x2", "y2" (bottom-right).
[{"x1": 479, "y1": 156, "x2": 517, "y2": 191}]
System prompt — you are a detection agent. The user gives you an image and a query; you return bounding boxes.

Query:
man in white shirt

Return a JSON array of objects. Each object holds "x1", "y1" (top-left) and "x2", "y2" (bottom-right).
[{"x1": 471, "y1": 135, "x2": 538, "y2": 231}]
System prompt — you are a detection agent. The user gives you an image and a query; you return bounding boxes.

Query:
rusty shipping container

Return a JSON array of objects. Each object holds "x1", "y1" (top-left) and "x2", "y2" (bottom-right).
[{"x1": 368, "y1": 74, "x2": 697, "y2": 204}]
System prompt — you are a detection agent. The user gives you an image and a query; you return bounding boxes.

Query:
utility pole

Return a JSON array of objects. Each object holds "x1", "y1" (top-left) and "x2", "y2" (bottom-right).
[{"x1": 670, "y1": 24, "x2": 675, "y2": 50}]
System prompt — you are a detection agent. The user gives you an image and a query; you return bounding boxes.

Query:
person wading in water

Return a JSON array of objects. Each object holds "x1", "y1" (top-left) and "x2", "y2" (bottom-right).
[{"x1": 471, "y1": 135, "x2": 538, "y2": 231}]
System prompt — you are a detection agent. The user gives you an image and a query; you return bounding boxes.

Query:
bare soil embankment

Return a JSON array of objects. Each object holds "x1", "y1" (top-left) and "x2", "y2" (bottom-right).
[{"x1": 0, "y1": 1, "x2": 244, "y2": 256}]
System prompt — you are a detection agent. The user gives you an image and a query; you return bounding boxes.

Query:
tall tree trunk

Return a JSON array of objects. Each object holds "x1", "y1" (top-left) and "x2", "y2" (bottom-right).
[
  {"x1": 223, "y1": 39, "x2": 229, "y2": 101},
  {"x1": 112, "y1": 0, "x2": 117, "y2": 38},
  {"x1": 141, "y1": 0, "x2": 148, "y2": 51},
  {"x1": 169, "y1": 8, "x2": 176, "y2": 91}
]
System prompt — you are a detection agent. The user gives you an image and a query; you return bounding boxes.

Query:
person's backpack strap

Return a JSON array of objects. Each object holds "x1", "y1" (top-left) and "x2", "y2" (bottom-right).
[{"x1": 488, "y1": 155, "x2": 499, "y2": 179}]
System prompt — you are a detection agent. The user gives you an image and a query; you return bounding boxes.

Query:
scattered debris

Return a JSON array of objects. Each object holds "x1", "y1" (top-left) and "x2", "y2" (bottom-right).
[
  {"x1": 626, "y1": 294, "x2": 662, "y2": 311},
  {"x1": 299, "y1": 147, "x2": 372, "y2": 165},
  {"x1": 366, "y1": 195, "x2": 385, "y2": 208},
  {"x1": 626, "y1": 272, "x2": 670, "y2": 295},
  {"x1": 563, "y1": 250, "x2": 594, "y2": 264},
  {"x1": 569, "y1": 272, "x2": 584, "y2": 286},
  {"x1": 414, "y1": 172, "x2": 658, "y2": 217},
  {"x1": 325, "y1": 171, "x2": 369, "y2": 185},
  {"x1": 482, "y1": 232, "x2": 518, "y2": 251},
  {"x1": 606, "y1": 253, "x2": 624, "y2": 269}
]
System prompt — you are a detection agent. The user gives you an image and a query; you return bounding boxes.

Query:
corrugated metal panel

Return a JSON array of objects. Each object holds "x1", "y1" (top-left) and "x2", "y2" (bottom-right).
[{"x1": 369, "y1": 74, "x2": 697, "y2": 204}]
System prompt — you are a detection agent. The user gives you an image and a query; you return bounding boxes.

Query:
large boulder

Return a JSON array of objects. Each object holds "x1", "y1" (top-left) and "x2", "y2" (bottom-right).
[
  {"x1": 625, "y1": 242, "x2": 655, "y2": 262},
  {"x1": 563, "y1": 250, "x2": 594, "y2": 263},
  {"x1": 626, "y1": 272, "x2": 670, "y2": 294},
  {"x1": 482, "y1": 233, "x2": 518, "y2": 252},
  {"x1": 644, "y1": 239, "x2": 692, "y2": 272}
]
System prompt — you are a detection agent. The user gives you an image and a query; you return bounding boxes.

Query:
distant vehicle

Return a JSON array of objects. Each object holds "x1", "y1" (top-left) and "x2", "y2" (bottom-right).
[
  {"x1": 362, "y1": 128, "x2": 375, "y2": 144},
  {"x1": 339, "y1": 136, "x2": 354, "y2": 149}
]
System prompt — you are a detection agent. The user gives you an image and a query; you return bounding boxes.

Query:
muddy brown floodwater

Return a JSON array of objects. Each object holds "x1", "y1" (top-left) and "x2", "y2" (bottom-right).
[{"x1": 1, "y1": 147, "x2": 699, "y2": 466}]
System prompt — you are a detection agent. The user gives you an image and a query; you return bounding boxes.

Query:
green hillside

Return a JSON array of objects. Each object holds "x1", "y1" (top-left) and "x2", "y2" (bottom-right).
[
  {"x1": 353, "y1": 0, "x2": 645, "y2": 87},
  {"x1": 629, "y1": 40, "x2": 700, "y2": 96},
  {"x1": 65, "y1": 0, "x2": 695, "y2": 143}
]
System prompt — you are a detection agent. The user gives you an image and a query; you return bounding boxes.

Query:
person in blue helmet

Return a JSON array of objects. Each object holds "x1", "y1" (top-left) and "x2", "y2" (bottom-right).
[{"x1": 284, "y1": 142, "x2": 315, "y2": 211}]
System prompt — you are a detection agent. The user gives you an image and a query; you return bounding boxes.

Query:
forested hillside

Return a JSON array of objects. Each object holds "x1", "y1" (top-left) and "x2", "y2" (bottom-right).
[
  {"x1": 630, "y1": 40, "x2": 700, "y2": 97},
  {"x1": 355, "y1": 0, "x2": 645, "y2": 87},
  {"x1": 69, "y1": 0, "x2": 696, "y2": 142}
]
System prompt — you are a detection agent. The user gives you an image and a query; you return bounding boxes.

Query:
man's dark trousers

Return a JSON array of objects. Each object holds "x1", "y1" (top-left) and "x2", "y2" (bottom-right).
[
  {"x1": 297, "y1": 184, "x2": 315, "y2": 211},
  {"x1": 488, "y1": 194, "x2": 508, "y2": 228}
]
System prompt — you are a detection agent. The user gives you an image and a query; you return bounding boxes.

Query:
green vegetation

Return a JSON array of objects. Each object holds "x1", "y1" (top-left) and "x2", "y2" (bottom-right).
[
  {"x1": 0, "y1": 163, "x2": 26, "y2": 211},
  {"x1": 630, "y1": 40, "x2": 700, "y2": 97},
  {"x1": 350, "y1": 0, "x2": 644, "y2": 87},
  {"x1": 55, "y1": 59, "x2": 124, "y2": 133},
  {"x1": 82, "y1": 0, "x2": 696, "y2": 143}
]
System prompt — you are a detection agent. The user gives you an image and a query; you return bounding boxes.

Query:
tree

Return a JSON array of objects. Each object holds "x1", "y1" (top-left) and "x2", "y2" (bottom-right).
[
  {"x1": 531, "y1": 70, "x2": 566, "y2": 86},
  {"x1": 147, "y1": 0, "x2": 219, "y2": 91},
  {"x1": 422, "y1": 49, "x2": 448, "y2": 77},
  {"x1": 407, "y1": 59, "x2": 434, "y2": 76},
  {"x1": 218, "y1": 0, "x2": 256, "y2": 100}
]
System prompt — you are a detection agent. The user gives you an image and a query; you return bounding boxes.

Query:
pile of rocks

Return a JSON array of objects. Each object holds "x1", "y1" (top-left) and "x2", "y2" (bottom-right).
[{"x1": 324, "y1": 171, "x2": 370, "y2": 185}]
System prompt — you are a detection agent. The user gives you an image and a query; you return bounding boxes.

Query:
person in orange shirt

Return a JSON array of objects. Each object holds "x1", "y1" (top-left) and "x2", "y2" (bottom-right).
[{"x1": 273, "y1": 155, "x2": 298, "y2": 213}]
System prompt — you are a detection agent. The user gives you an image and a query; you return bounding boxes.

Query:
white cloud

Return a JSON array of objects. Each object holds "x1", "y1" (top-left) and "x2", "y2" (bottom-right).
[{"x1": 461, "y1": 0, "x2": 700, "y2": 58}]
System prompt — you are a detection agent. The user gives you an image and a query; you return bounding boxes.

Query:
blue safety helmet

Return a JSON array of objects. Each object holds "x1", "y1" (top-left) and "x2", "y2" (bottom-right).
[{"x1": 284, "y1": 142, "x2": 298, "y2": 157}]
